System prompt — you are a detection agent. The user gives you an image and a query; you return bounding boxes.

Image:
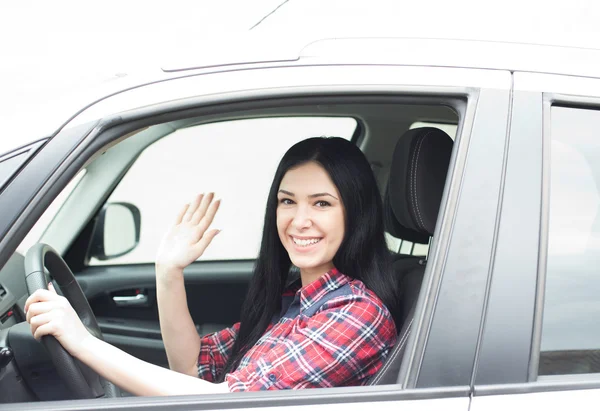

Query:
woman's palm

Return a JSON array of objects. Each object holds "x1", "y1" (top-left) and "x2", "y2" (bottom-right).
[{"x1": 156, "y1": 193, "x2": 221, "y2": 270}]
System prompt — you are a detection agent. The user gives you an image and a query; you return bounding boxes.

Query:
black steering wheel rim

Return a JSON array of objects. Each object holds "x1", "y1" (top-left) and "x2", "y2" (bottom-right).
[{"x1": 24, "y1": 243, "x2": 117, "y2": 399}]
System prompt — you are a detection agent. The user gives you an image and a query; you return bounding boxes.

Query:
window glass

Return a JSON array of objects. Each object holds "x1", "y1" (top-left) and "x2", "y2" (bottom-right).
[
  {"x1": 17, "y1": 170, "x2": 87, "y2": 255},
  {"x1": 410, "y1": 121, "x2": 458, "y2": 140},
  {"x1": 541, "y1": 106, "x2": 600, "y2": 376},
  {"x1": 90, "y1": 117, "x2": 357, "y2": 265}
]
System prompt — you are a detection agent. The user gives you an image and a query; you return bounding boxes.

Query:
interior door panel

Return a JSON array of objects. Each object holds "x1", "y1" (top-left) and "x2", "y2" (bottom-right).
[{"x1": 73, "y1": 261, "x2": 253, "y2": 367}]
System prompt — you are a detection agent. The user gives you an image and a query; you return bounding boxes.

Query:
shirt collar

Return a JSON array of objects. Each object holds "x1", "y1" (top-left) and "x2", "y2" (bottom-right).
[{"x1": 297, "y1": 268, "x2": 350, "y2": 312}]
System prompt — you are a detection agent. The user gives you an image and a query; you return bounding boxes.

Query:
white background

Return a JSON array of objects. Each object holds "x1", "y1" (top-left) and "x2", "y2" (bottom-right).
[{"x1": 2, "y1": 0, "x2": 600, "y2": 154}]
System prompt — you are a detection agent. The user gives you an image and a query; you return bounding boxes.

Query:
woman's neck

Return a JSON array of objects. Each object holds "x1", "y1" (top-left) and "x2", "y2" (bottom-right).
[{"x1": 299, "y1": 263, "x2": 335, "y2": 287}]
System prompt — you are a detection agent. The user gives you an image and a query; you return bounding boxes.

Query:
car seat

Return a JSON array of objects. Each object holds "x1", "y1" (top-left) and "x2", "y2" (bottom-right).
[{"x1": 369, "y1": 127, "x2": 453, "y2": 385}]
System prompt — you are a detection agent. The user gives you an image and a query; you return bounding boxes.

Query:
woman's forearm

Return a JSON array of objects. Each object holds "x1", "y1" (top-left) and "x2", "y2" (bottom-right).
[
  {"x1": 156, "y1": 266, "x2": 202, "y2": 377},
  {"x1": 77, "y1": 335, "x2": 229, "y2": 396}
]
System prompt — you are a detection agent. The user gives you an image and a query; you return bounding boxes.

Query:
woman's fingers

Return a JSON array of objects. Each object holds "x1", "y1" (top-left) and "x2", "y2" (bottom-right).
[
  {"x1": 27, "y1": 293, "x2": 67, "y2": 340},
  {"x1": 29, "y1": 311, "x2": 54, "y2": 339},
  {"x1": 191, "y1": 192, "x2": 214, "y2": 224},
  {"x1": 29, "y1": 311, "x2": 53, "y2": 328},
  {"x1": 177, "y1": 192, "x2": 219, "y2": 227},
  {"x1": 175, "y1": 203, "x2": 190, "y2": 225},
  {"x1": 25, "y1": 288, "x2": 60, "y2": 314},
  {"x1": 33, "y1": 322, "x2": 56, "y2": 341},
  {"x1": 192, "y1": 228, "x2": 221, "y2": 256},
  {"x1": 182, "y1": 194, "x2": 204, "y2": 223},
  {"x1": 196, "y1": 199, "x2": 220, "y2": 233},
  {"x1": 158, "y1": 193, "x2": 221, "y2": 268},
  {"x1": 25, "y1": 301, "x2": 55, "y2": 323}
]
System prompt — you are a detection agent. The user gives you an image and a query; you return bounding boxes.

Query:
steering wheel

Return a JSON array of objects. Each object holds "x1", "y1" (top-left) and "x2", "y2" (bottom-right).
[{"x1": 24, "y1": 243, "x2": 119, "y2": 399}]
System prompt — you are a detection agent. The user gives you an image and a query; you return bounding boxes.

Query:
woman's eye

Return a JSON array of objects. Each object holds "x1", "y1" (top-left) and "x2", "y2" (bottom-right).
[
  {"x1": 279, "y1": 198, "x2": 294, "y2": 205},
  {"x1": 315, "y1": 200, "x2": 331, "y2": 207}
]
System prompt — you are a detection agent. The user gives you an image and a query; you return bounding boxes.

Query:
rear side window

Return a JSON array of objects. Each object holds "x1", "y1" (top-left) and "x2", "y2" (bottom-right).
[
  {"x1": 541, "y1": 106, "x2": 600, "y2": 376},
  {"x1": 90, "y1": 117, "x2": 357, "y2": 265}
]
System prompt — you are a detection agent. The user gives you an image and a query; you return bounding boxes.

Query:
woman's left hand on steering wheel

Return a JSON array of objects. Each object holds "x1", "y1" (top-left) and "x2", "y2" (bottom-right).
[{"x1": 25, "y1": 283, "x2": 93, "y2": 358}]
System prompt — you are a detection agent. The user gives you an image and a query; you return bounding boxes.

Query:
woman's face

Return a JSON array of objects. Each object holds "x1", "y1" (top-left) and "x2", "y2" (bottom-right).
[{"x1": 276, "y1": 161, "x2": 345, "y2": 279}]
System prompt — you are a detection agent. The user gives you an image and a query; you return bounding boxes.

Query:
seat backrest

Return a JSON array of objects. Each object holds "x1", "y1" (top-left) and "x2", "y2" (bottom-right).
[{"x1": 369, "y1": 127, "x2": 453, "y2": 385}]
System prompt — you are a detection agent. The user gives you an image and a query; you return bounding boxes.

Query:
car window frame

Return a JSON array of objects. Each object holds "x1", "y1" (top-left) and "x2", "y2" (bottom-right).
[{"x1": 0, "y1": 88, "x2": 475, "y2": 409}]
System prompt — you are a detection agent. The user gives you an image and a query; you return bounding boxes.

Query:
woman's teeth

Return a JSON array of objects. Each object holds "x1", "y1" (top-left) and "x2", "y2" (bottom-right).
[{"x1": 292, "y1": 237, "x2": 321, "y2": 247}]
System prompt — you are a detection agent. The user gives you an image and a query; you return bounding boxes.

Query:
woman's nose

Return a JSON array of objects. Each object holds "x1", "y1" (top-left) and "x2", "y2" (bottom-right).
[{"x1": 292, "y1": 206, "x2": 312, "y2": 229}]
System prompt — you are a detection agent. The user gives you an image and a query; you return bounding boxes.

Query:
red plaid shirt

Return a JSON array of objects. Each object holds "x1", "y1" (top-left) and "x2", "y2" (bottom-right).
[{"x1": 197, "y1": 268, "x2": 397, "y2": 391}]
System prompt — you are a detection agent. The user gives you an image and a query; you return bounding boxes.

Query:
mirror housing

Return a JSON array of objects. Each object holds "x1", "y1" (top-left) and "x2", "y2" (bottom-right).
[{"x1": 89, "y1": 202, "x2": 141, "y2": 261}]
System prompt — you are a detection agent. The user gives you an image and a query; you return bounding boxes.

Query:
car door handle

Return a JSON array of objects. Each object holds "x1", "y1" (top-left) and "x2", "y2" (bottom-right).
[{"x1": 112, "y1": 294, "x2": 148, "y2": 307}]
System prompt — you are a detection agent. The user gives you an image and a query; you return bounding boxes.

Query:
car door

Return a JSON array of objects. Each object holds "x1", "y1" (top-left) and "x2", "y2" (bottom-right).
[
  {"x1": 470, "y1": 72, "x2": 600, "y2": 409},
  {"x1": 0, "y1": 62, "x2": 511, "y2": 410}
]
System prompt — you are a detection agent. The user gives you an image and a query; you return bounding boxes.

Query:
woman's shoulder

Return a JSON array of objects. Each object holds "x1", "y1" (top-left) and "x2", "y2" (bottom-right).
[{"x1": 321, "y1": 275, "x2": 397, "y2": 332}]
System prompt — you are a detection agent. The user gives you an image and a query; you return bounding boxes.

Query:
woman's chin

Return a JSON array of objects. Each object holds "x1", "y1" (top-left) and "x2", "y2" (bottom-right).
[
  {"x1": 290, "y1": 257, "x2": 333, "y2": 276},
  {"x1": 290, "y1": 258, "x2": 315, "y2": 270}
]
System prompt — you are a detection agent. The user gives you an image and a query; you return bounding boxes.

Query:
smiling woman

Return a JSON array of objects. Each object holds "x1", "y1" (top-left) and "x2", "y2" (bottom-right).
[
  {"x1": 209, "y1": 137, "x2": 400, "y2": 389},
  {"x1": 24, "y1": 136, "x2": 399, "y2": 394}
]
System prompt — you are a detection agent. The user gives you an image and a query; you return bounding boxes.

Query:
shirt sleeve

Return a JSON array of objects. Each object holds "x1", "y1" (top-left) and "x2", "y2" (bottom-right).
[
  {"x1": 197, "y1": 322, "x2": 240, "y2": 382},
  {"x1": 225, "y1": 295, "x2": 397, "y2": 391}
]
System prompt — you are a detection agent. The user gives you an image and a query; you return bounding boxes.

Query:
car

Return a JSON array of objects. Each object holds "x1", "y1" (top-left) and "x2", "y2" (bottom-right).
[{"x1": 0, "y1": 36, "x2": 599, "y2": 410}]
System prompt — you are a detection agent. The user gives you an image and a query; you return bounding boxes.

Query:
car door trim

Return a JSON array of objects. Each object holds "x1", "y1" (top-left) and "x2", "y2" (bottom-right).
[
  {"x1": 76, "y1": 260, "x2": 255, "y2": 300},
  {"x1": 472, "y1": 90, "x2": 543, "y2": 385},
  {"x1": 475, "y1": 380, "x2": 600, "y2": 396},
  {"x1": 0, "y1": 385, "x2": 470, "y2": 411}
]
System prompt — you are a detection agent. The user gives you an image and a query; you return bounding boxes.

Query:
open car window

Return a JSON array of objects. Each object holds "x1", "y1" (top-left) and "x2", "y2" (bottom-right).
[{"x1": 89, "y1": 117, "x2": 357, "y2": 265}]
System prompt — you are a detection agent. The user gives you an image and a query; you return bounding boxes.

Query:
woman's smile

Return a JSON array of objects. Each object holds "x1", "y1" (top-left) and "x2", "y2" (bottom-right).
[{"x1": 289, "y1": 235, "x2": 324, "y2": 254}]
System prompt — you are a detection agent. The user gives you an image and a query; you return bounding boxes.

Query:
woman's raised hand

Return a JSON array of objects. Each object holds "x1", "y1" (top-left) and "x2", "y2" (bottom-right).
[{"x1": 155, "y1": 193, "x2": 221, "y2": 275}]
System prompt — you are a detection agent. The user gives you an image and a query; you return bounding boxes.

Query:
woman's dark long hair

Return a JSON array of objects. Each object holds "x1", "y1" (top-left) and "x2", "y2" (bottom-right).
[{"x1": 218, "y1": 137, "x2": 399, "y2": 379}]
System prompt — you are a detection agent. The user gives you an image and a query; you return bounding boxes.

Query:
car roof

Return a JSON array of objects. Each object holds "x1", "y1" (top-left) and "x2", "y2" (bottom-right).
[
  {"x1": 2, "y1": 34, "x2": 600, "y2": 156},
  {"x1": 166, "y1": 36, "x2": 600, "y2": 79}
]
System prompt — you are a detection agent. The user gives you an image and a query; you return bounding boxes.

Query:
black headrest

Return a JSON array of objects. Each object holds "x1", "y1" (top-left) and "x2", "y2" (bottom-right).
[{"x1": 384, "y1": 127, "x2": 453, "y2": 244}]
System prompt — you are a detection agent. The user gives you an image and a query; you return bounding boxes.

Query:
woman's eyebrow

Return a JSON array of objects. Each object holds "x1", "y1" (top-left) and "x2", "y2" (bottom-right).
[
  {"x1": 309, "y1": 192, "x2": 339, "y2": 200},
  {"x1": 278, "y1": 190, "x2": 339, "y2": 200}
]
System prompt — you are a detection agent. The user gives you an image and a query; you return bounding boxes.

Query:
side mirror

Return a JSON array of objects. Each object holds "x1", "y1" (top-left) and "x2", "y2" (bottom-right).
[{"x1": 89, "y1": 202, "x2": 141, "y2": 261}]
